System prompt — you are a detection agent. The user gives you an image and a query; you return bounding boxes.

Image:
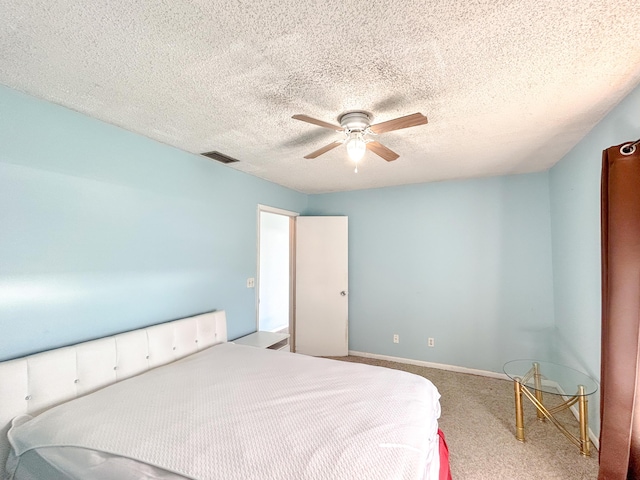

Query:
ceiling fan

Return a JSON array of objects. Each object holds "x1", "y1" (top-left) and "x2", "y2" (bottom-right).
[{"x1": 292, "y1": 111, "x2": 428, "y2": 170}]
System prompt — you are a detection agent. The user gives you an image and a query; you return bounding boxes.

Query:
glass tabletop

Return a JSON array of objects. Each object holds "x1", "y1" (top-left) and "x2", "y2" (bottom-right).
[{"x1": 503, "y1": 360, "x2": 598, "y2": 397}]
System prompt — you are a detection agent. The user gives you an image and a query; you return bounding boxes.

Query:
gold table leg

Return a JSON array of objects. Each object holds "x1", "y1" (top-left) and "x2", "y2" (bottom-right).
[
  {"x1": 516, "y1": 382, "x2": 591, "y2": 456},
  {"x1": 578, "y1": 385, "x2": 590, "y2": 457},
  {"x1": 533, "y1": 362, "x2": 545, "y2": 421},
  {"x1": 510, "y1": 363, "x2": 591, "y2": 457},
  {"x1": 514, "y1": 378, "x2": 525, "y2": 442}
]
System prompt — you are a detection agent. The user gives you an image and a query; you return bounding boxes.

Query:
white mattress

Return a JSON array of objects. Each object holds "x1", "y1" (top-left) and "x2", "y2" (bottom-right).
[{"x1": 6, "y1": 344, "x2": 441, "y2": 480}]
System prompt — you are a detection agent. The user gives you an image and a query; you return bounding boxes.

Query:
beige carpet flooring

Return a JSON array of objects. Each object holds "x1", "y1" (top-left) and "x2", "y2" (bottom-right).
[{"x1": 330, "y1": 355, "x2": 599, "y2": 480}]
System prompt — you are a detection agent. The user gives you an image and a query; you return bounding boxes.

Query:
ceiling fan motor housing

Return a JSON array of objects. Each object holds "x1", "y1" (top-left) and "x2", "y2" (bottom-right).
[{"x1": 339, "y1": 112, "x2": 370, "y2": 132}]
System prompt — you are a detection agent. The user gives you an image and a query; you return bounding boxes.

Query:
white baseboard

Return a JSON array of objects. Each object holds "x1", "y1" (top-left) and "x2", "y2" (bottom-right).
[
  {"x1": 348, "y1": 350, "x2": 600, "y2": 451},
  {"x1": 348, "y1": 350, "x2": 510, "y2": 380}
]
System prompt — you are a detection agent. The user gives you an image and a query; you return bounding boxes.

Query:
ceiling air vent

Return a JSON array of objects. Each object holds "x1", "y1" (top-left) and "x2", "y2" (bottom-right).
[{"x1": 201, "y1": 151, "x2": 240, "y2": 164}]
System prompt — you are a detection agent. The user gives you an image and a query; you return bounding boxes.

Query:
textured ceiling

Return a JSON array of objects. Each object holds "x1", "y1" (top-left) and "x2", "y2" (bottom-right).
[{"x1": 1, "y1": 1, "x2": 640, "y2": 193}]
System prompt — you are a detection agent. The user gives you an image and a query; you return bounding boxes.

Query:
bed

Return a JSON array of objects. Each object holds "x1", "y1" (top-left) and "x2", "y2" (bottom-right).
[{"x1": 0, "y1": 311, "x2": 449, "y2": 479}]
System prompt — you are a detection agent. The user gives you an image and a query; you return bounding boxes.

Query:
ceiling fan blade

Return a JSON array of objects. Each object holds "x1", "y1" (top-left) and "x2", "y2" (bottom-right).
[
  {"x1": 303, "y1": 141, "x2": 343, "y2": 159},
  {"x1": 369, "y1": 113, "x2": 428, "y2": 134},
  {"x1": 366, "y1": 141, "x2": 400, "y2": 162},
  {"x1": 292, "y1": 114, "x2": 342, "y2": 131}
]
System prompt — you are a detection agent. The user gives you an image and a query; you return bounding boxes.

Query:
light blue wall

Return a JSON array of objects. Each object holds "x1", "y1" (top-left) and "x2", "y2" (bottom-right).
[
  {"x1": 549, "y1": 82, "x2": 640, "y2": 437},
  {"x1": 5, "y1": 77, "x2": 639, "y2": 442},
  {"x1": 0, "y1": 85, "x2": 307, "y2": 361},
  {"x1": 306, "y1": 173, "x2": 555, "y2": 373}
]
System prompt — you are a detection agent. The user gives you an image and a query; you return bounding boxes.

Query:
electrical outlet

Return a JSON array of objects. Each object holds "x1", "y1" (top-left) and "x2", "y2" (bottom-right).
[
  {"x1": 246, "y1": 277, "x2": 255, "y2": 288},
  {"x1": 428, "y1": 337, "x2": 435, "y2": 347},
  {"x1": 393, "y1": 334, "x2": 399, "y2": 344}
]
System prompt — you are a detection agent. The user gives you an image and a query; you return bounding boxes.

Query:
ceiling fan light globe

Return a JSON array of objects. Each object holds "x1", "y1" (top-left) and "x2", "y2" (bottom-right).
[{"x1": 346, "y1": 136, "x2": 366, "y2": 162}]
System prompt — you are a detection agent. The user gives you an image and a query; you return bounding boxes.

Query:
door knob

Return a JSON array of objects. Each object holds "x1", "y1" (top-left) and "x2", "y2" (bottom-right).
[{"x1": 340, "y1": 291, "x2": 348, "y2": 296}]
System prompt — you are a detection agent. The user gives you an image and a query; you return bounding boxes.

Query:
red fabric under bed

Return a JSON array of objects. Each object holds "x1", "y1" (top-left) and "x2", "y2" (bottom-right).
[{"x1": 438, "y1": 429, "x2": 453, "y2": 480}]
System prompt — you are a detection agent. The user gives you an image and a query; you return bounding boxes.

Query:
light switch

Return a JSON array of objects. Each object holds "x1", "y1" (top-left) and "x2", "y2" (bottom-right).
[{"x1": 247, "y1": 277, "x2": 255, "y2": 288}]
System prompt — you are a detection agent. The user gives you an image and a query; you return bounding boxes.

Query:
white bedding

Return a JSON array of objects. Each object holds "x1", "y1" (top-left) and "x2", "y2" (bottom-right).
[
  {"x1": 6, "y1": 344, "x2": 441, "y2": 480},
  {"x1": 6, "y1": 447, "x2": 188, "y2": 480}
]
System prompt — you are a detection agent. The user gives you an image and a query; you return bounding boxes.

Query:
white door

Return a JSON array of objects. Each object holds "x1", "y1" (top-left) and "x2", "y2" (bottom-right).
[{"x1": 295, "y1": 216, "x2": 348, "y2": 356}]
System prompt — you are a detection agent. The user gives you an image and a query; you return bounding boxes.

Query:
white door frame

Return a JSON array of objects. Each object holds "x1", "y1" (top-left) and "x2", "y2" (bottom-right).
[{"x1": 256, "y1": 205, "x2": 299, "y2": 349}]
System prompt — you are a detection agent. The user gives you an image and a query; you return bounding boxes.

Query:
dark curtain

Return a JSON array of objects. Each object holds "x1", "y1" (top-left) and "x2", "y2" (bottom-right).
[{"x1": 599, "y1": 141, "x2": 640, "y2": 480}]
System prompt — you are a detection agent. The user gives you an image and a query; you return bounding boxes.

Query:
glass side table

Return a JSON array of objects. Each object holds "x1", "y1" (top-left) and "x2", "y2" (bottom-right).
[{"x1": 503, "y1": 360, "x2": 598, "y2": 457}]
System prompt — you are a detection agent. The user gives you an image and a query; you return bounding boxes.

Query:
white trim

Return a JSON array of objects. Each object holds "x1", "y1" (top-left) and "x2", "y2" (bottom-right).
[
  {"x1": 257, "y1": 204, "x2": 300, "y2": 217},
  {"x1": 347, "y1": 350, "x2": 510, "y2": 380},
  {"x1": 348, "y1": 350, "x2": 600, "y2": 451},
  {"x1": 289, "y1": 217, "x2": 296, "y2": 353}
]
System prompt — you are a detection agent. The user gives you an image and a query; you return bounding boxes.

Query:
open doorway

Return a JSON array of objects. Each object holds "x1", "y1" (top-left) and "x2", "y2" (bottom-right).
[{"x1": 257, "y1": 205, "x2": 298, "y2": 351}]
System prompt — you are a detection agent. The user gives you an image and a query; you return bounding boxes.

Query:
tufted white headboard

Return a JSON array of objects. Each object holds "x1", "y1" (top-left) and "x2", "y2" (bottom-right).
[{"x1": 0, "y1": 310, "x2": 227, "y2": 470}]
